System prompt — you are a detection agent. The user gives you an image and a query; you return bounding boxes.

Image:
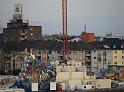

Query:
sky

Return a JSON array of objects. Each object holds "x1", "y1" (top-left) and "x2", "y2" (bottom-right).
[{"x1": 0, "y1": 0, "x2": 124, "y2": 36}]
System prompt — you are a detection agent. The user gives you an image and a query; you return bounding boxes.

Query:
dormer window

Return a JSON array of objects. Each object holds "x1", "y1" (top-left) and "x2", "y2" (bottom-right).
[
  {"x1": 113, "y1": 45, "x2": 116, "y2": 48},
  {"x1": 121, "y1": 45, "x2": 124, "y2": 48}
]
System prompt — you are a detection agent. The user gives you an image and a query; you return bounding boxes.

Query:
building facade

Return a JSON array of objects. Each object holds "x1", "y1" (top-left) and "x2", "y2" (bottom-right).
[
  {"x1": 85, "y1": 50, "x2": 92, "y2": 71},
  {"x1": 91, "y1": 50, "x2": 110, "y2": 73},
  {"x1": 0, "y1": 33, "x2": 3, "y2": 41},
  {"x1": 112, "y1": 50, "x2": 124, "y2": 66},
  {"x1": 80, "y1": 32, "x2": 95, "y2": 42},
  {"x1": 3, "y1": 4, "x2": 42, "y2": 42}
]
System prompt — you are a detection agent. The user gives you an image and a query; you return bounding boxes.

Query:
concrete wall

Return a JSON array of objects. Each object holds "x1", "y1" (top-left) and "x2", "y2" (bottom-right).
[
  {"x1": 56, "y1": 72, "x2": 70, "y2": 80},
  {"x1": 68, "y1": 80, "x2": 82, "y2": 85},
  {"x1": 56, "y1": 71, "x2": 96, "y2": 81},
  {"x1": 95, "y1": 79, "x2": 111, "y2": 89},
  {"x1": 56, "y1": 66, "x2": 96, "y2": 81}
]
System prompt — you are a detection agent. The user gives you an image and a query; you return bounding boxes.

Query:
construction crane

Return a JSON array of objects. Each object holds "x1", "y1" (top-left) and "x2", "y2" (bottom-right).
[{"x1": 62, "y1": 0, "x2": 68, "y2": 62}]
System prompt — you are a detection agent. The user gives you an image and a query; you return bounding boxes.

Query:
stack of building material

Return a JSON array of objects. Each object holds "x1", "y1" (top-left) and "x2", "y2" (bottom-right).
[{"x1": 6, "y1": 89, "x2": 25, "y2": 92}]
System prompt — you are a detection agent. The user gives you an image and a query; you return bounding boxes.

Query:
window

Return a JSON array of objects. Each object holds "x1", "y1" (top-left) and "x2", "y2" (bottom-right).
[
  {"x1": 98, "y1": 84, "x2": 100, "y2": 87},
  {"x1": 122, "y1": 62, "x2": 124, "y2": 64},
  {"x1": 22, "y1": 30, "x2": 25, "y2": 33},
  {"x1": 94, "y1": 62, "x2": 96, "y2": 64},
  {"x1": 114, "y1": 62, "x2": 117, "y2": 64},
  {"x1": 98, "y1": 53, "x2": 102, "y2": 56},
  {"x1": 113, "y1": 45, "x2": 116, "y2": 48},
  {"x1": 104, "y1": 61, "x2": 106, "y2": 64},
  {"x1": 108, "y1": 51, "x2": 111, "y2": 53},
  {"x1": 103, "y1": 51, "x2": 106, "y2": 56},
  {"x1": 84, "y1": 86, "x2": 86, "y2": 88},
  {"x1": 108, "y1": 62, "x2": 111, "y2": 64},
  {"x1": 98, "y1": 57, "x2": 102, "y2": 61},
  {"x1": 121, "y1": 45, "x2": 124, "y2": 48},
  {"x1": 94, "y1": 57, "x2": 96, "y2": 59},
  {"x1": 122, "y1": 56, "x2": 124, "y2": 59},
  {"x1": 93, "y1": 50, "x2": 96, "y2": 53},
  {"x1": 82, "y1": 62, "x2": 84, "y2": 66},
  {"x1": 114, "y1": 51, "x2": 117, "y2": 54},
  {"x1": 114, "y1": 56, "x2": 117, "y2": 59}
]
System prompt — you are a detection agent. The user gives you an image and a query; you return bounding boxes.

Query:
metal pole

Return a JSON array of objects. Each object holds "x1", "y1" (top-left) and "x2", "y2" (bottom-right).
[{"x1": 62, "y1": 0, "x2": 68, "y2": 62}]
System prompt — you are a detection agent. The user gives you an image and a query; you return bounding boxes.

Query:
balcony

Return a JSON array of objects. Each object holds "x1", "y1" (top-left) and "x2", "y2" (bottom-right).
[
  {"x1": 19, "y1": 36, "x2": 27, "y2": 40},
  {"x1": 85, "y1": 62, "x2": 91, "y2": 66},
  {"x1": 86, "y1": 59, "x2": 91, "y2": 62},
  {"x1": 86, "y1": 54, "x2": 91, "y2": 56}
]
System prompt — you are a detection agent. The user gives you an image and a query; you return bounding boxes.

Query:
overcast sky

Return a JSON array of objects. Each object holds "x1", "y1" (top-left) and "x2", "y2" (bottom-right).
[{"x1": 0, "y1": 0, "x2": 124, "y2": 36}]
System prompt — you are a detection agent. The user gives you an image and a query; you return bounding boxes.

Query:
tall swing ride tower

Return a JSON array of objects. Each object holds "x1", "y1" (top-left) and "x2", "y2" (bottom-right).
[{"x1": 62, "y1": 0, "x2": 68, "y2": 61}]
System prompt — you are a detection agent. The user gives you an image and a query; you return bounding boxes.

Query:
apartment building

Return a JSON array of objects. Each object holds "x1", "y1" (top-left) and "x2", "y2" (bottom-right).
[
  {"x1": 91, "y1": 50, "x2": 112, "y2": 74},
  {"x1": 112, "y1": 50, "x2": 124, "y2": 66},
  {"x1": 70, "y1": 51, "x2": 85, "y2": 66}
]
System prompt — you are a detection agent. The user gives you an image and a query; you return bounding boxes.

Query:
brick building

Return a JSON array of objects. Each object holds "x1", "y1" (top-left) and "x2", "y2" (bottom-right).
[
  {"x1": 80, "y1": 32, "x2": 95, "y2": 42},
  {"x1": 3, "y1": 4, "x2": 42, "y2": 42}
]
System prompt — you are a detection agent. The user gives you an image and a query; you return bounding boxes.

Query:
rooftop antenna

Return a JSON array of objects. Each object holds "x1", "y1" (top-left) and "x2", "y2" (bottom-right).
[{"x1": 84, "y1": 24, "x2": 86, "y2": 33}]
